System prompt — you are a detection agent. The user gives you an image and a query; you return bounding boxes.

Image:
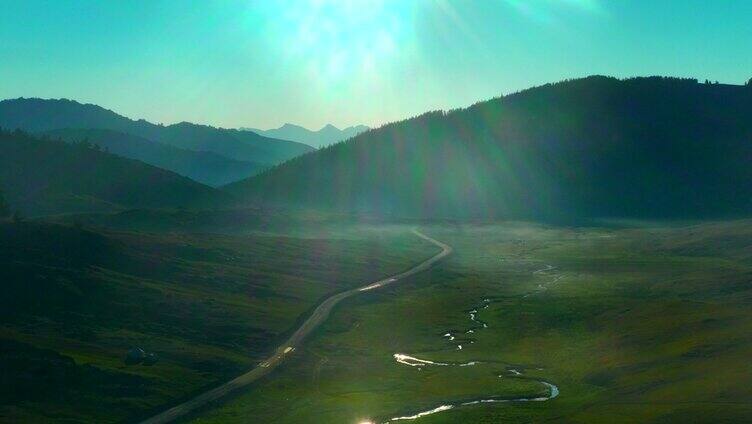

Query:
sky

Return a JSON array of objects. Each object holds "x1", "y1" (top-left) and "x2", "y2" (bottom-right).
[{"x1": 1, "y1": 0, "x2": 751, "y2": 130}]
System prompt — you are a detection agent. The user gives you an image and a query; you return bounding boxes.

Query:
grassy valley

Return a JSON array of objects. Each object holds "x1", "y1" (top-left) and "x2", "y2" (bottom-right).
[
  {"x1": 5, "y1": 3, "x2": 752, "y2": 423},
  {"x1": 1, "y1": 75, "x2": 750, "y2": 424},
  {"x1": 0, "y1": 220, "x2": 438, "y2": 423},
  {"x1": 191, "y1": 220, "x2": 752, "y2": 423}
]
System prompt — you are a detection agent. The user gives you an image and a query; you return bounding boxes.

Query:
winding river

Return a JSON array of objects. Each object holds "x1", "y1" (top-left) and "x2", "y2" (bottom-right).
[{"x1": 381, "y1": 263, "x2": 563, "y2": 422}]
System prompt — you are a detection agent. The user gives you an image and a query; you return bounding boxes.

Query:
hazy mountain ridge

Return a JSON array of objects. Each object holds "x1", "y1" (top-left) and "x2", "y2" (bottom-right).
[
  {"x1": 244, "y1": 122, "x2": 369, "y2": 148},
  {"x1": 0, "y1": 98, "x2": 314, "y2": 184},
  {"x1": 42, "y1": 128, "x2": 266, "y2": 187},
  {"x1": 227, "y1": 76, "x2": 752, "y2": 220},
  {"x1": 0, "y1": 129, "x2": 231, "y2": 216}
]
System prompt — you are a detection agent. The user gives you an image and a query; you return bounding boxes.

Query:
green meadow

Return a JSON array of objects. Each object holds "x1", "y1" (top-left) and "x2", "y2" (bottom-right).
[
  {"x1": 191, "y1": 220, "x2": 752, "y2": 423},
  {"x1": 0, "y1": 221, "x2": 436, "y2": 423}
]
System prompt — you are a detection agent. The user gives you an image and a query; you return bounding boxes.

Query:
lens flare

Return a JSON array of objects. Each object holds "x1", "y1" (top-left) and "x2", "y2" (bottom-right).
[{"x1": 257, "y1": 0, "x2": 415, "y2": 82}]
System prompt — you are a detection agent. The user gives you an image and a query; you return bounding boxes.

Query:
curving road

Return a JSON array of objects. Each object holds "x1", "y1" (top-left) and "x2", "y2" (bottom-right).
[{"x1": 139, "y1": 228, "x2": 452, "y2": 424}]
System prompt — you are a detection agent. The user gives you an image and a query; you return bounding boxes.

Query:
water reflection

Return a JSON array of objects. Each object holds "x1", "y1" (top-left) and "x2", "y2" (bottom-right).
[{"x1": 376, "y1": 262, "x2": 563, "y2": 422}]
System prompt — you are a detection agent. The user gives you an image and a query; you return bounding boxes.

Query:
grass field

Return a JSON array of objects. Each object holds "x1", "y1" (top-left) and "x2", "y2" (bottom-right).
[
  {"x1": 0, "y1": 221, "x2": 438, "y2": 423},
  {"x1": 190, "y1": 220, "x2": 752, "y2": 423}
]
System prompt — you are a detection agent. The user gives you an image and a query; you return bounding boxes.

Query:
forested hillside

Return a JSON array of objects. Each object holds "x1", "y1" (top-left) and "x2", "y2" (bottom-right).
[
  {"x1": 227, "y1": 76, "x2": 752, "y2": 220},
  {"x1": 0, "y1": 98, "x2": 313, "y2": 183},
  {"x1": 43, "y1": 128, "x2": 265, "y2": 186},
  {"x1": 0, "y1": 130, "x2": 230, "y2": 216}
]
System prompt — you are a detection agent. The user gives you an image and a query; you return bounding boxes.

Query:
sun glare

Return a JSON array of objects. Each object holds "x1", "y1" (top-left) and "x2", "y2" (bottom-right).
[
  {"x1": 261, "y1": 0, "x2": 415, "y2": 82},
  {"x1": 500, "y1": 0, "x2": 605, "y2": 24}
]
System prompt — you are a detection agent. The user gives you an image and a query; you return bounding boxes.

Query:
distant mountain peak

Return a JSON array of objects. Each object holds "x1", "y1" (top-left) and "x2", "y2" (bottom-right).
[
  {"x1": 345, "y1": 124, "x2": 370, "y2": 131},
  {"x1": 245, "y1": 122, "x2": 370, "y2": 148},
  {"x1": 0, "y1": 97, "x2": 314, "y2": 186},
  {"x1": 320, "y1": 123, "x2": 340, "y2": 131},
  {"x1": 280, "y1": 123, "x2": 306, "y2": 130}
]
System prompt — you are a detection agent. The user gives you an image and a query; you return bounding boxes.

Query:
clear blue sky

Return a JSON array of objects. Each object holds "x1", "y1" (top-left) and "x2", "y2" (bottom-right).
[{"x1": 1, "y1": 0, "x2": 750, "y2": 130}]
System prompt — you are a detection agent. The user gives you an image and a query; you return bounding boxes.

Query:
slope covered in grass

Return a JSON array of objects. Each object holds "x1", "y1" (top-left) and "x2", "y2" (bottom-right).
[
  {"x1": 0, "y1": 221, "x2": 437, "y2": 422},
  {"x1": 192, "y1": 220, "x2": 752, "y2": 423}
]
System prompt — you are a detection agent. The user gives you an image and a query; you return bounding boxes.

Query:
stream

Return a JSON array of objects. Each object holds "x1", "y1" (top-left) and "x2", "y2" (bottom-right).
[{"x1": 381, "y1": 263, "x2": 562, "y2": 422}]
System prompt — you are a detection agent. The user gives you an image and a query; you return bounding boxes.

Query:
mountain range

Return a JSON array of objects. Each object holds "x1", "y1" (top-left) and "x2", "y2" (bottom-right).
[
  {"x1": 42, "y1": 128, "x2": 265, "y2": 187},
  {"x1": 226, "y1": 76, "x2": 752, "y2": 221},
  {"x1": 2, "y1": 76, "x2": 751, "y2": 221},
  {"x1": 244, "y1": 123, "x2": 369, "y2": 148},
  {"x1": 0, "y1": 129, "x2": 230, "y2": 216},
  {"x1": 0, "y1": 98, "x2": 314, "y2": 186}
]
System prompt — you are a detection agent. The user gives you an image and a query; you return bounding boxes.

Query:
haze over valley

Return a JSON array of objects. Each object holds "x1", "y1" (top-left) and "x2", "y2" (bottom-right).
[
  {"x1": 0, "y1": 98, "x2": 313, "y2": 187},
  {"x1": 2, "y1": 2, "x2": 752, "y2": 423}
]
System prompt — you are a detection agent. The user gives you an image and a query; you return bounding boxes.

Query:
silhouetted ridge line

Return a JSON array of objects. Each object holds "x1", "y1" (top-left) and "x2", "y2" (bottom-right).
[
  {"x1": 226, "y1": 76, "x2": 752, "y2": 221},
  {"x1": 0, "y1": 129, "x2": 231, "y2": 216},
  {"x1": 0, "y1": 98, "x2": 314, "y2": 185}
]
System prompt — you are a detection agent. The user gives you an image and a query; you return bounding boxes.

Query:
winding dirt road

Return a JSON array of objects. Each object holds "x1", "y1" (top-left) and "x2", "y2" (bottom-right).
[{"x1": 139, "y1": 229, "x2": 452, "y2": 424}]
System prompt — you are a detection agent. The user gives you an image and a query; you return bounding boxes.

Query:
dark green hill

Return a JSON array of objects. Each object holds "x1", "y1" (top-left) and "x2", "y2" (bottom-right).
[
  {"x1": 0, "y1": 97, "x2": 314, "y2": 165},
  {"x1": 0, "y1": 130, "x2": 230, "y2": 216},
  {"x1": 42, "y1": 128, "x2": 265, "y2": 186},
  {"x1": 226, "y1": 76, "x2": 752, "y2": 221},
  {"x1": 0, "y1": 220, "x2": 433, "y2": 422}
]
